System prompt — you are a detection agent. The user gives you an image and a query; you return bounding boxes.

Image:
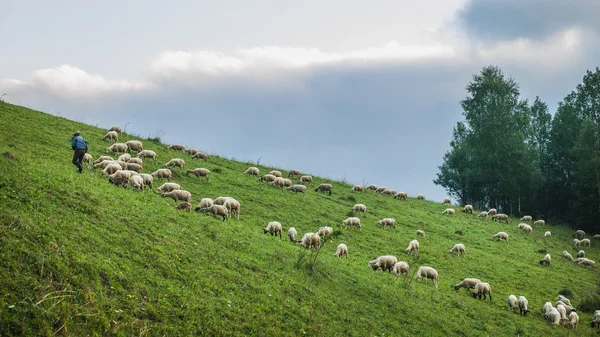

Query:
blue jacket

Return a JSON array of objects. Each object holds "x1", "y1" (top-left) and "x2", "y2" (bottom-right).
[{"x1": 71, "y1": 135, "x2": 88, "y2": 151}]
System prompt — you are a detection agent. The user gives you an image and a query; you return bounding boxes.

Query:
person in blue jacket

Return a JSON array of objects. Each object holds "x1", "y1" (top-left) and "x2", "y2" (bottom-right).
[{"x1": 71, "y1": 131, "x2": 88, "y2": 173}]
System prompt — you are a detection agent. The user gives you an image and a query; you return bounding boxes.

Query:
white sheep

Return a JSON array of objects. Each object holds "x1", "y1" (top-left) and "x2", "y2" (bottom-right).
[
  {"x1": 164, "y1": 158, "x2": 185, "y2": 171},
  {"x1": 263, "y1": 221, "x2": 283, "y2": 238},
  {"x1": 463, "y1": 204, "x2": 473, "y2": 213},
  {"x1": 556, "y1": 295, "x2": 572, "y2": 307},
  {"x1": 539, "y1": 253, "x2": 551, "y2": 266},
  {"x1": 573, "y1": 239, "x2": 581, "y2": 247},
  {"x1": 577, "y1": 250, "x2": 585, "y2": 258},
  {"x1": 591, "y1": 309, "x2": 600, "y2": 328},
  {"x1": 194, "y1": 198, "x2": 214, "y2": 212},
  {"x1": 318, "y1": 226, "x2": 333, "y2": 238},
  {"x1": 442, "y1": 197, "x2": 451, "y2": 205},
  {"x1": 394, "y1": 192, "x2": 408, "y2": 200},
  {"x1": 577, "y1": 258, "x2": 595, "y2": 268},
  {"x1": 118, "y1": 153, "x2": 131, "y2": 162},
  {"x1": 128, "y1": 157, "x2": 143, "y2": 165},
  {"x1": 298, "y1": 175, "x2": 313, "y2": 184},
  {"x1": 477, "y1": 211, "x2": 488, "y2": 219},
  {"x1": 366, "y1": 184, "x2": 378, "y2": 191},
  {"x1": 493, "y1": 232, "x2": 509, "y2": 242},
  {"x1": 272, "y1": 177, "x2": 285, "y2": 189},
  {"x1": 269, "y1": 170, "x2": 282, "y2": 178},
  {"x1": 213, "y1": 196, "x2": 233, "y2": 205},
  {"x1": 546, "y1": 307, "x2": 561, "y2": 327},
  {"x1": 175, "y1": 202, "x2": 191, "y2": 212},
  {"x1": 518, "y1": 296, "x2": 530, "y2": 316},
  {"x1": 351, "y1": 185, "x2": 364, "y2": 192},
  {"x1": 136, "y1": 150, "x2": 157, "y2": 163},
  {"x1": 259, "y1": 174, "x2": 276, "y2": 182},
  {"x1": 488, "y1": 208, "x2": 498, "y2": 215},
  {"x1": 520, "y1": 215, "x2": 532, "y2": 222},
  {"x1": 491, "y1": 213, "x2": 508, "y2": 224},
  {"x1": 562, "y1": 251, "x2": 574, "y2": 261},
  {"x1": 288, "y1": 169, "x2": 302, "y2": 178},
  {"x1": 416, "y1": 230, "x2": 425, "y2": 238},
  {"x1": 415, "y1": 266, "x2": 438, "y2": 287},
  {"x1": 416, "y1": 194, "x2": 425, "y2": 200},
  {"x1": 191, "y1": 152, "x2": 208, "y2": 161},
  {"x1": 507, "y1": 295, "x2": 518, "y2": 312},
  {"x1": 244, "y1": 167, "x2": 260, "y2": 176},
  {"x1": 287, "y1": 184, "x2": 307, "y2": 196},
  {"x1": 517, "y1": 223, "x2": 532, "y2": 233},
  {"x1": 299, "y1": 232, "x2": 320, "y2": 251},
  {"x1": 544, "y1": 231, "x2": 551, "y2": 237},
  {"x1": 377, "y1": 218, "x2": 396, "y2": 228},
  {"x1": 315, "y1": 183, "x2": 333, "y2": 195},
  {"x1": 449, "y1": 243, "x2": 466, "y2": 256},
  {"x1": 567, "y1": 311, "x2": 579, "y2": 329},
  {"x1": 375, "y1": 187, "x2": 387, "y2": 193},
  {"x1": 223, "y1": 198, "x2": 241, "y2": 220},
  {"x1": 162, "y1": 190, "x2": 191, "y2": 203},
  {"x1": 342, "y1": 217, "x2": 361, "y2": 229},
  {"x1": 93, "y1": 155, "x2": 113, "y2": 164},
  {"x1": 472, "y1": 282, "x2": 492, "y2": 301},
  {"x1": 283, "y1": 179, "x2": 293, "y2": 187},
  {"x1": 82, "y1": 153, "x2": 93, "y2": 168},
  {"x1": 101, "y1": 163, "x2": 122, "y2": 176},
  {"x1": 108, "y1": 126, "x2": 122, "y2": 135},
  {"x1": 186, "y1": 168, "x2": 210, "y2": 181},
  {"x1": 139, "y1": 173, "x2": 153, "y2": 189},
  {"x1": 184, "y1": 148, "x2": 200, "y2": 156},
  {"x1": 125, "y1": 140, "x2": 143, "y2": 153},
  {"x1": 287, "y1": 227, "x2": 297, "y2": 243},
  {"x1": 391, "y1": 261, "x2": 409, "y2": 276},
  {"x1": 128, "y1": 175, "x2": 145, "y2": 191},
  {"x1": 453, "y1": 278, "x2": 482, "y2": 291},
  {"x1": 102, "y1": 131, "x2": 118, "y2": 143},
  {"x1": 106, "y1": 143, "x2": 128, "y2": 154},
  {"x1": 333, "y1": 243, "x2": 348, "y2": 261},
  {"x1": 151, "y1": 169, "x2": 173, "y2": 182},
  {"x1": 351, "y1": 204, "x2": 367, "y2": 215},
  {"x1": 169, "y1": 144, "x2": 185, "y2": 152},
  {"x1": 368, "y1": 255, "x2": 398, "y2": 272},
  {"x1": 442, "y1": 208, "x2": 455, "y2": 215},
  {"x1": 382, "y1": 188, "x2": 396, "y2": 196},
  {"x1": 534, "y1": 219, "x2": 545, "y2": 226},
  {"x1": 580, "y1": 238, "x2": 591, "y2": 247},
  {"x1": 156, "y1": 182, "x2": 181, "y2": 193},
  {"x1": 123, "y1": 162, "x2": 142, "y2": 173},
  {"x1": 108, "y1": 170, "x2": 136, "y2": 186},
  {"x1": 206, "y1": 204, "x2": 229, "y2": 221},
  {"x1": 556, "y1": 303, "x2": 568, "y2": 322},
  {"x1": 405, "y1": 240, "x2": 419, "y2": 255}
]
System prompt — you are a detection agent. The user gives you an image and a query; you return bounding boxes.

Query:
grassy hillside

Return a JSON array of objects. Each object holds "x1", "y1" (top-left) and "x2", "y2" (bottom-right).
[{"x1": 0, "y1": 101, "x2": 599, "y2": 336}]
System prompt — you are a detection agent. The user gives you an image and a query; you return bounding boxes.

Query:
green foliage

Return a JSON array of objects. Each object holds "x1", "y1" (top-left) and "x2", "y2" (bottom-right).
[{"x1": 0, "y1": 102, "x2": 599, "y2": 336}]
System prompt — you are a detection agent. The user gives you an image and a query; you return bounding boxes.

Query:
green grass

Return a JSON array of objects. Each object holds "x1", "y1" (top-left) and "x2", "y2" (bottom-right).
[{"x1": 0, "y1": 101, "x2": 599, "y2": 336}]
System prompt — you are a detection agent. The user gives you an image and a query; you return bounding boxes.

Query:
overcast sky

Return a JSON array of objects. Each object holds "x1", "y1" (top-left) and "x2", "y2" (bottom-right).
[{"x1": 2, "y1": 0, "x2": 599, "y2": 202}]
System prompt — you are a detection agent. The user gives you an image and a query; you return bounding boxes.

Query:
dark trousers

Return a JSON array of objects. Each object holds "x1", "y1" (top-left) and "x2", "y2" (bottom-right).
[{"x1": 72, "y1": 150, "x2": 86, "y2": 170}]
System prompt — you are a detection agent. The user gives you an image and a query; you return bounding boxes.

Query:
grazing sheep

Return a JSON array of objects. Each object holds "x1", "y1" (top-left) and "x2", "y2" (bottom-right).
[
  {"x1": 556, "y1": 300, "x2": 575, "y2": 314},
  {"x1": 453, "y1": 278, "x2": 482, "y2": 291},
  {"x1": 351, "y1": 185, "x2": 364, "y2": 192},
  {"x1": 562, "y1": 251, "x2": 574, "y2": 261},
  {"x1": 106, "y1": 143, "x2": 128, "y2": 154},
  {"x1": 139, "y1": 173, "x2": 153, "y2": 189},
  {"x1": 288, "y1": 169, "x2": 302, "y2": 178},
  {"x1": 375, "y1": 187, "x2": 387, "y2": 193},
  {"x1": 191, "y1": 152, "x2": 208, "y2": 161},
  {"x1": 442, "y1": 197, "x2": 451, "y2": 205},
  {"x1": 477, "y1": 211, "x2": 488, "y2": 219},
  {"x1": 556, "y1": 304, "x2": 568, "y2": 322},
  {"x1": 102, "y1": 131, "x2": 118, "y2": 143},
  {"x1": 391, "y1": 261, "x2": 410, "y2": 276},
  {"x1": 162, "y1": 190, "x2": 191, "y2": 203},
  {"x1": 492, "y1": 232, "x2": 509, "y2": 242},
  {"x1": 507, "y1": 295, "x2": 518, "y2": 311},
  {"x1": 169, "y1": 144, "x2": 185, "y2": 152},
  {"x1": 184, "y1": 148, "x2": 200, "y2": 156},
  {"x1": 315, "y1": 183, "x2": 333, "y2": 195},
  {"x1": 366, "y1": 184, "x2": 378, "y2": 191},
  {"x1": 520, "y1": 215, "x2": 532, "y2": 222},
  {"x1": 405, "y1": 240, "x2": 420, "y2": 255},
  {"x1": 175, "y1": 202, "x2": 191, "y2": 212},
  {"x1": 299, "y1": 232, "x2": 321, "y2": 251},
  {"x1": 368, "y1": 255, "x2": 398, "y2": 272},
  {"x1": 333, "y1": 243, "x2": 349, "y2": 261},
  {"x1": 545, "y1": 307, "x2": 561, "y2": 327},
  {"x1": 108, "y1": 170, "x2": 137, "y2": 184},
  {"x1": 136, "y1": 150, "x2": 157, "y2": 163},
  {"x1": 93, "y1": 155, "x2": 113, "y2": 164},
  {"x1": 556, "y1": 295, "x2": 572, "y2": 307},
  {"x1": 416, "y1": 230, "x2": 425, "y2": 238},
  {"x1": 463, "y1": 204, "x2": 473, "y2": 213},
  {"x1": 318, "y1": 226, "x2": 333, "y2": 239},
  {"x1": 491, "y1": 213, "x2": 509, "y2": 224},
  {"x1": 517, "y1": 223, "x2": 533, "y2": 233},
  {"x1": 488, "y1": 208, "x2": 498, "y2": 216},
  {"x1": 534, "y1": 219, "x2": 545, "y2": 226},
  {"x1": 94, "y1": 160, "x2": 126, "y2": 170},
  {"x1": 287, "y1": 227, "x2": 297, "y2": 243},
  {"x1": 415, "y1": 266, "x2": 438, "y2": 287},
  {"x1": 518, "y1": 296, "x2": 530, "y2": 316},
  {"x1": 206, "y1": 204, "x2": 229, "y2": 221},
  {"x1": 573, "y1": 239, "x2": 581, "y2": 247},
  {"x1": 213, "y1": 197, "x2": 233, "y2": 205},
  {"x1": 108, "y1": 126, "x2": 122, "y2": 135},
  {"x1": 591, "y1": 310, "x2": 600, "y2": 328},
  {"x1": 269, "y1": 170, "x2": 282, "y2": 178},
  {"x1": 580, "y1": 238, "x2": 591, "y2": 247},
  {"x1": 194, "y1": 198, "x2": 214, "y2": 212},
  {"x1": 155, "y1": 182, "x2": 181, "y2": 193},
  {"x1": 342, "y1": 217, "x2": 361, "y2": 229},
  {"x1": 125, "y1": 140, "x2": 143, "y2": 153},
  {"x1": 352, "y1": 204, "x2": 367, "y2": 215},
  {"x1": 127, "y1": 157, "x2": 143, "y2": 165},
  {"x1": 272, "y1": 177, "x2": 285, "y2": 189},
  {"x1": 394, "y1": 192, "x2": 408, "y2": 200},
  {"x1": 283, "y1": 178, "x2": 293, "y2": 187},
  {"x1": 539, "y1": 253, "x2": 551, "y2": 266},
  {"x1": 263, "y1": 222, "x2": 283, "y2": 238},
  {"x1": 543, "y1": 302, "x2": 554, "y2": 316},
  {"x1": 287, "y1": 184, "x2": 307, "y2": 196},
  {"x1": 567, "y1": 311, "x2": 579, "y2": 329},
  {"x1": 472, "y1": 282, "x2": 492, "y2": 301},
  {"x1": 128, "y1": 175, "x2": 145, "y2": 191},
  {"x1": 123, "y1": 162, "x2": 142, "y2": 173},
  {"x1": 377, "y1": 218, "x2": 396, "y2": 228},
  {"x1": 223, "y1": 198, "x2": 241, "y2": 220},
  {"x1": 382, "y1": 188, "x2": 396, "y2": 196},
  {"x1": 449, "y1": 243, "x2": 466, "y2": 256},
  {"x1": 244, "y1": 166, "x2": 260, "y2": 176},
  {"x1": 442, "y1": 208, "x2": 455, "y2": 215},
  {"x1": 186, "y1": 168, "x2": 210, "y2": 181},
  {"x1": 416, "y1": 194, "x2": 425, "y2": 200},
  {"x1": 577, "y1": 250, "x2": 585, "y2": 258},
  {"x1": 577, "y1": 258, "x2": 595, "y2": 268},
  {"x1": 101, "y1": 163, "x2": 122, "y2": 176},
  {"x1": 544, "y1": 231, "x2": 551, "y2": 237},
  {"x1": 82, "y1": 153, "x2": 93, "y2": 167},
  {"x1": 298, "y1": 175, "x2": 313, "y2": 184},
  {"x1": 593, "y1": 234, "x2": 600, "y2": 239},
  {"x1": 151, "y1": 169, "x2": 173, "y2": 182},
  {"x1": 259, "y1": 174, "x2": 277, "y2": 182},
  {"x1": 164, "y1": 158, "x2": 185, "y2": 171}
]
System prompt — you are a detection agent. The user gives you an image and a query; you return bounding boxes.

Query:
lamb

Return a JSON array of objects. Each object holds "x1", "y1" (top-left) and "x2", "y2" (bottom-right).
[
  {"x1": 453, "y1": 278, "x2": 481, "y2": 291},
  {"x1": 283, "y1": 179, "x2": 293, "y2": 187},
  {"x1": 191, "y1": 152, "x2": 209, "y2": 161},
  {"x1": 272, "y1": 177, "x2": 285, "y2": 188},
  {"x1": 175, "y1": 202, "x2": 191, "y2": 212},
  {"x1": 315, "y1": 183, "x2": 333, "y2": 195},
  {"x1": 263, "y1": 221, "x2": 283, "y2": 238},
  {"x1": 341, "y1": 217, "x2": 360, "y2": 229},
  {"x1": 463, "y1": 204, "x2": 473, "y2": 213},
  {"x1": 415, "y1": 266, "x2": 438, "y2": 287},
  {"x1": 151, "y1": 169, "x2": 173, "y2": 182},
  {"x1": 518, "y1": 296, "x2": 530, "y2": 316},
  {"x1": 492, "y1": 232, "x2": 509, "y2": 242},
  {"x1": 299, "y1": 232, "x2": 321, "y2": 251},
  {"x1": 93, "y1": 156, "x2": 113, "y2": 164},
  {"x1": 416, "y1": 194, "x2": 425, "y2": 200},
  {"x1": 164, "y1": 158, "x2": 185, "y2": 171},
  {"x1": 108, "y1": 126, "x2": 122, "y2": 135},
  {"x1": 288, "y1": 169, "x2": 302, "y2": 178},
  {"x1": 562, "y1": 251, "x2": 574, "y2": 261},
  {"x1": 351, "y1": 204, "x2": 367, "y2": 215},
  {"x1": 333, "y1": 243, "x2": 348, "y2": 261},
  {"x1": 377, "y1": 218, "x2": 396, "y2": 228},
  {"x1": 101, "y1": 163, "x2": 122, "y2": 176},
  {"x1": 194, "y1": 198, "x2": 214, "y2": 212},
  {"x1": 580, "y1": 238, "x2": 591, "y2": 247},
  {"x1": 186, "y1": 168, "x2": 210, "y2": 181},
  {"x1": 491, "y1": 213, "x2": 508, "y2": 224},
  {"x1": 567, "y1": 311, "x2": 579, "y2": 329},
  {"x1": 394, "y1": 192, "x2": 408, "y2": 200},
  {"x1": 517, "y1": 223, "x2": 532, "y2": 233},
  {"x1": 206, "y1": 204, "x2": 229, "y2": 221},
  {"x1": 488, "y1": 208, "x2": 498, "y2": 215},
  {"x1": 128, "y1": 174, "x2": 145, "y2": 191},
  {"x1": 449, "y1": 243, "x2": 466, "y2": 256},
  {"x1": 123, "y1": 162, "x2": 142, "y2": 173},
  {"x1": 577, "y1": 250, "x2": 585, "y2": 258},
  {"x1": 520, "y1": 215, "x2": 532, "y2": 222},
  {"x1": 591, "y1": 310, "x2": 600, "y2": 328},
  {"x1": 366, "y1": 184, "x2": 378, "y2": 191},
  {"x1": 106, "y1": 143, "x2": 128, "y2": 154},
  {"x1": 162, "y1": 190, "x2": 191, "y2": 203},
  {"x1": 442, "y1": 197, "x2": 451, "y2": 205},
  {"x1": 534, "y1": 219, "x2": 545, "y2": 226},
  {"x1": 472, "y1": 282, "x2": 492, "y2": 301},
  {"x1": 442, "y1": 208, "x2": 455, "y2": 215},
  {"x1": 577, "y1": 258, "x2": 595, "y2": 268},
  {"x1": 156, "y1": 182, "x2": 181, "y2": 193},
  {"x1": 391, "y1": 261, "x2": 410, "y2": 276},
  {"x1": 287, "y1": 227, "x2": 297, "y2": 242},
  {"x1": 507, "y1": 295, "x2": 518, "y2": 311},
  {"x1": 136, "y1": 150, "x2": 157, "y2": 163},
  {"x1": 139, "y1": 173, "x2": 153, "y2": 190},
  {"x1": 539, "y1": 253, "x2": 551, "y2": 266},
  {"x1": 368, "y1": 255, "x2": 398, "y2": 272},
  {"x1": 102, "y1": 131, "x2": 118, "y2": 143},
  {"x1": 416, "y1": 230, "x2": 425, "y2": 238},
  {"x1": 405, "y1": 240, "x2": 419, "y2": 255},
  {"x1": 213, "y1": 197, "x2": 233, "y2": 205},
  {"x1": 287, "y1": 184, "x2": 307, "y2": 195},
  {"x1": 351, "y1": 185, "x2": 364, "y2": 192},
  {"x1": 544, "y1": 231, "x2": 551, "y2": 237},
  {"x1": 244, "y1": 167, "x2": 260, "y2": 176},
  {"x1": 259, "y1": 174, "x2": 276, "y2": 182},
  {"x1": 82, "y1": 153, "x2": 93, "y2": 167},
  {"x1": 223, "y1": 198, "x2": 241, "y2": 220},
  {"x1": 127, "y1": 157, "x2": 143, "y2": 165},
  {"x1": 125, "y1": 140, "x2": 143, "y2": 153},
  {"x1": 298, "y1": 175, "x2": 313, "y2": 184},
  {"x1": 375, "y1": 187, "x2": 387, "y2": 193},
  {"x1": 169, "y1": 144, "x2": 185, "y2": 152},
  {"x1": 269, "y1": 170, "x2": 282, "y2": 178}
]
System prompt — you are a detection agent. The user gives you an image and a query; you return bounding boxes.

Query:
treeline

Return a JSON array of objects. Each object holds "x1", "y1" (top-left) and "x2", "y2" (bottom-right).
[{"x1": 435, "y1": 66, "x2": 600, "y2": 231}]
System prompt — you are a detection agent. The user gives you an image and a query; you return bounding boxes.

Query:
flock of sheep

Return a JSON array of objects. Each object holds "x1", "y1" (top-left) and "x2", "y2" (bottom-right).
[{"x1": 89, "y1": 126, "x2": 600, "y2": 330}]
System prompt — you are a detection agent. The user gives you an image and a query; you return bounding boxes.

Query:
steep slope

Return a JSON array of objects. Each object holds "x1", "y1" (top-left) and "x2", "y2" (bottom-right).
[{"x1": 0, "y1": 102, "x2": 598, "y2": 336}]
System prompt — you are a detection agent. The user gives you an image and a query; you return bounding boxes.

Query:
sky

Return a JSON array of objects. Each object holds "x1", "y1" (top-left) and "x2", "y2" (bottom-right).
[{"x1": 2, "y1": 0, "x2": 599, "y2": 202}]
